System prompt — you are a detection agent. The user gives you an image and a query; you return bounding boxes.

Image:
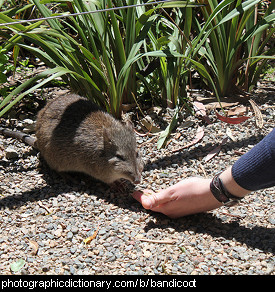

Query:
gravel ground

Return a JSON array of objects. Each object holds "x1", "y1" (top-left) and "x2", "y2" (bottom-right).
[{"x1": 0, "y1": 83, "x2": 274, "y2": 275}]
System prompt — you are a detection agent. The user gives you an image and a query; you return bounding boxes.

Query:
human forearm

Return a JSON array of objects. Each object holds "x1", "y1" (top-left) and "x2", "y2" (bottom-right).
[
  {"x1": 219, "y1": 166, "x2": 251, "y2": 198},
  {"x1": 232, "y1": 128, "x2": 275, "y2": 191}
]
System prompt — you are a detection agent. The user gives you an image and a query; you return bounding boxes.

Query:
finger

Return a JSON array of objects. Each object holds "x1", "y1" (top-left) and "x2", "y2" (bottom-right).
[
  {"x1": 132, "y1": 191, "x2": 169, "y2": 214},
  {"x1": 132, "y1": 188, "x2": 176, "y2": 209},
  {"x1": 132, "y1": 190, "x2": 154, "y2": 209},
  {"x1": 147, "y1": 188, "x2": 177, "y2": 209}
]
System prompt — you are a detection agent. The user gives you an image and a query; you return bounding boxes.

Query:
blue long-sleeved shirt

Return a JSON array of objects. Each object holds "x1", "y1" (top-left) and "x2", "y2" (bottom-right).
[{"x1": 232, "y1": 128, "x2": 275, "y2": 191}]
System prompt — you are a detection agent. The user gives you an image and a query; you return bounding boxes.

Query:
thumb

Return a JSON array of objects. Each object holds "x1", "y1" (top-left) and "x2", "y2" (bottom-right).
[{"x1": 132, "y1": 188, "x2": 176, "y2": 210}]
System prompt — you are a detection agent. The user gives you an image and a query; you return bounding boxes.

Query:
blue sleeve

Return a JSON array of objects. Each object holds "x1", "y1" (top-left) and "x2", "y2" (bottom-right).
[{"x1": 232, "y1": 128, "x2": 275, "y2": 191}]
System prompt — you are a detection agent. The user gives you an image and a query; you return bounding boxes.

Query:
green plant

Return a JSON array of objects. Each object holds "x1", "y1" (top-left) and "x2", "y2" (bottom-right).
[
  {"x1": 194, "y1": 0, "x2": 275, "y2": 96},
  {"x1": 145, "y1": 6, "x2": 193, "y2": 108},
  {"x1": 261, "y1": 62, "x2": 275, "y2": 82},
  {"x1": 0, "y1": 0, "x2": 194, "y2": 118},
  {"x1": 0, "y1": 0, "x2": 146, "y2": 118},
  {"x1": 0, "y1": 47, "x2": 17, "y2": 98},
  {"x1": 1, "y1": 0, "x2": 273, "y2": 132},
  {"x1": 0, "y1": 46, "x2": 8, "y2": 83}
]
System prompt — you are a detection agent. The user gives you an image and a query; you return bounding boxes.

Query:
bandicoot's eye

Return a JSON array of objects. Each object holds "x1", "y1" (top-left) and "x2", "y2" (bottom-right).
[{"x1": 116, "y1": 154, "x2": 125, "y2": 161}]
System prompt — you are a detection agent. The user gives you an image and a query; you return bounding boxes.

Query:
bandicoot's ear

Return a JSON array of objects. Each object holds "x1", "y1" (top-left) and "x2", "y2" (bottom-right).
[{"x1": 125, "y1": 120, "x2": 134, "y2": 130}]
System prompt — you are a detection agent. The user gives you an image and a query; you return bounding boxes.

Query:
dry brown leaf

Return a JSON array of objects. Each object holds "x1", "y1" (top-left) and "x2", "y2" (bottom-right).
[
  {"x1": 28, "y1": 240, "x2": 39, "y2": 255},
  {"x1": 193, "y1": 101, "x2": 211, "y2": 124},
  {"x1": 205, "y1": 101, "x2": 239, "y2": 110},
  {"x1": 139, "y1": 116, "x2": 161, "y2": 134},
  {"x1": 181, "y1": 120, "x2": 195, "y2": 128},
  {"x1": 172, "y1": 126, "x2": 204, "y2": 153},
  {"x1": 228, "y1": 105, "x2": 247, "y2": 116},
  {"x1": 204, "y1": 137, "x2": 229, "y2": 162},
  {"x1": 216, "y1": 111, "x2": 250, "y2": 124},
  {"x1": 249, "y1": 99, "x2": 263, "y2": 128},
  {"x1": 193, "y1": 101, "x2": 206, "y2": 116},
  {"x1": 83, "y1": 225, "x2": 100, "y2": 245},
  {"x1": 121, "y1": 103, "x2": 136, "y2": 112},
  {"x1": 204, "y1": 146, "x2": 221, "y2": 162},
  {"x1": 226, "y1": 127, "x2": 236, "y2": 142}
]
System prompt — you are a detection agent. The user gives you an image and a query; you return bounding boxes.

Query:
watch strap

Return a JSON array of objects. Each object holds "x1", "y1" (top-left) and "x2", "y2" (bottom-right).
[{"x1": 210, "y1": 172, "x2": 242, "y2": 206}]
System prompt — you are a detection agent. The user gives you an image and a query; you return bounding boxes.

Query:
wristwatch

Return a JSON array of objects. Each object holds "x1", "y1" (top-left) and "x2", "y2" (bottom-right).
[{"x1": 210, "y1": 173, "x2": 242, "y2": 207}]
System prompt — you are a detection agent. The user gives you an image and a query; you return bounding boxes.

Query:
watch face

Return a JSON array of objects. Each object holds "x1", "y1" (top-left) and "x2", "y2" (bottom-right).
[{"x1": 224, "y1": 200, "x2": 239, "y2": 207}]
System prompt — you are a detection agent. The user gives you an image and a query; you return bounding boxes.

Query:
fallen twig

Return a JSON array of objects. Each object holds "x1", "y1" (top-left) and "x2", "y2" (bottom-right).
[
  {"x1": 136, "y1": 237, "x2": 176, "y2": 245},
  {"x1": 217, "y1": 211, "x2": 243, "y2": 219},
  {"x1": 140, "y1": 135, "x2": 158, "y2": 147},
  {"x1": 234, "y1": 150, "x2": 246, "y2": 155},
  {"x1": 198, "y1": 162, "x2": 207, "y2": 178},
  {"x1": 37, "y1": 201, "x2": 52, "y2": 215}
]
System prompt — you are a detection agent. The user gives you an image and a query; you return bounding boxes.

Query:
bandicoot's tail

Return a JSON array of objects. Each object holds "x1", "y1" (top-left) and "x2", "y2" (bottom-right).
[{"x1": 0, "y1": 127, "x2": 36, "y2": 147}]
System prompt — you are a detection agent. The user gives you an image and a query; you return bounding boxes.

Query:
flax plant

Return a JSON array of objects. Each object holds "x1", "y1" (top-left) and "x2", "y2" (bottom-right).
[
  {"x1": 195, "y1": 0, "x2": 275, "y2": 96},
  {"x1": 0, "y1": 0, "x2": 192, "y2": 118}
]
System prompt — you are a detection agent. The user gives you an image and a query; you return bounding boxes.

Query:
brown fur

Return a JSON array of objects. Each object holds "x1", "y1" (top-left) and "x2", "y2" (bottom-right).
[{"x1": 35, "y1": 94, "x2": 143, "y2": 184}]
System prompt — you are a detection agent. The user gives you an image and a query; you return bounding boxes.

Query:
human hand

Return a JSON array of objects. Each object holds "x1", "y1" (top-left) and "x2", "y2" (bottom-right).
[{"x1": 132, "y1": 177, "x2": 222, "y2": 218}]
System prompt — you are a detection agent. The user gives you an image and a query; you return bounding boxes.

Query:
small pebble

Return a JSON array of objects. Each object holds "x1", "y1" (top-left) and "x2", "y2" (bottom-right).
[{"x1": 5, "y1": 147, "x2": 19, "y2": 159}]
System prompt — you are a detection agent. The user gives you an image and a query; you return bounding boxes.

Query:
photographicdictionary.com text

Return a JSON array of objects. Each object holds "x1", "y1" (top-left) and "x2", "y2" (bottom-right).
[{"x1": 1, "y1": 277, "x2": 196, "y2": 290}]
